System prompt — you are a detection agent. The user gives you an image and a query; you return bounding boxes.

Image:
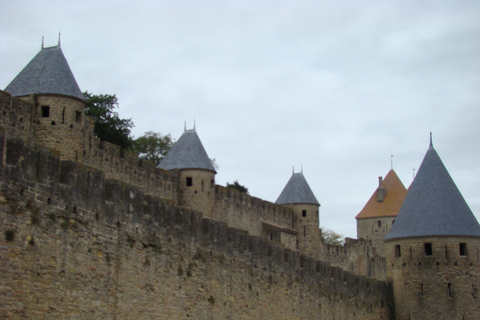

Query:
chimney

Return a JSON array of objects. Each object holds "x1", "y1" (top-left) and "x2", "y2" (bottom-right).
[{"x1": 377, "y1": 176, "x2": 386, "y2": 202}]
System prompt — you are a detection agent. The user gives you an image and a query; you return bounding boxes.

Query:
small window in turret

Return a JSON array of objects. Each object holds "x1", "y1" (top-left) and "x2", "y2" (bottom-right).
[
  {"x1": 377, "y1": 220, "x2": 381, "y2": 227},
  {"x1": 41, "y1": 106, "x2": 50, "y2": 117},
  {"x1": 459, "y1": 243, "x2": 468, "y2": 256},
  {"x1": 424, "y1": 243, "x2": 432, "y2": 256},
  {"x1": 302, "y1": 210, "x2": 307, "y2": 217},
  {"x1": 186, "y1": 177, "x2": 193, "y2": 186},
  {"x1": 395, "y1": 245, "x2": 401, "y2": 257},
  {"x1": 76, "y1": 111, "x2": 82, "y2": 122}
]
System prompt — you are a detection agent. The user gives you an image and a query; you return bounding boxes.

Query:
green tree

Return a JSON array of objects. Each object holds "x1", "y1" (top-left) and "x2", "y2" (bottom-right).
[
  {"x1": 83, "y1": 91, "x2": 134, "y2": 149},
  {"x1": 226, "y1": 180, "x2": 249, "y2": 194},
  {"x1": 321, "y1": 228, "x2": 345, "y2": 245},
  {"x1": 132, "y1": 131, "x2": 174, "y2": 165}
]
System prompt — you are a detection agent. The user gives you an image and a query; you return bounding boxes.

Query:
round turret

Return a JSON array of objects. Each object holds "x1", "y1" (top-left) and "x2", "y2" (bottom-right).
[
  {"x1": 385, "y1": 138, "x2": 480, "y2": 320},
  {"x1": 276, "y1": 171, "x2": 321, "y2": 258},
  {"x1": 5, "y1": 43, "x2": 87, "y2": 161},
  {"x1": 157, "y1": 128, "x2": 216, "y2": 218}
]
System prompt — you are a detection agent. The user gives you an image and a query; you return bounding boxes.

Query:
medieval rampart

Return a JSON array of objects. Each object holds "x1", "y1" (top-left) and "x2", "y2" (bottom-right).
[
  {"x1": 0, "y1": 91, "x2": 35, "y2": 145},
  {"x1": 0, "y1": 132, "x2": 393, "y2": 319},
  {"x1": 321, "y1": 238, "x2": 387, "y2": 281},
  {"x1": 215, "y1": 185, "x2": 295, "y2": 237}
]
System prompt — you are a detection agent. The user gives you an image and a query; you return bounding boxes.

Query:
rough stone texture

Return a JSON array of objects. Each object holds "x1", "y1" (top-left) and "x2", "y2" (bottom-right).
[
  {"x1": 321, "y1": 238, "x2": 387, "y2": 281},
  {"x1": 357, "y1": 217, "x2": 396, "y2": 257},
  {"x1": 215, "y1": 185, "x2": 296, "y2": 242},
  {"x1": 287, "y1": 203, "x2": 321, "y2": 259},
  {"x1": 32, "y1": 95, "x2": 86, "y2": 161},
  {"x1": 386, "y1": 237, "x2": 480, "y2": 320},
  {"x1": 0, "y1": 139, "x2": 393, "y2": 319},
  {"x1": 179, "y1": 169, "x2": 216, "y2": 218}
]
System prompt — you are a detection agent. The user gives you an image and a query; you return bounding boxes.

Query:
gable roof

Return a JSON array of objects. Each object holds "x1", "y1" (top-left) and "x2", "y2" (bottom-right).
[
  {"x1": 355, "y1": 170, "x2": 407, "y2": 220},
  {"x1": 157, "y1": 129, "x2": 215, "y2": 172},
  {"x1": 385, "y1": 141, "x2": 480, "y2": 240},
  {"x1": 5, "y1": 45, "x2": 85, "y2": 101},
  {"x1": 275, "y1": 172, "x2": 320, "y2": 206}
]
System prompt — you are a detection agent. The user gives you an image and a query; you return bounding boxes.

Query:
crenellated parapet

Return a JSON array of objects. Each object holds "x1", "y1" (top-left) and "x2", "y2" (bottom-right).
[
  {"x1": 0, "y1": 91, "x2": 180, "y2": 203},
  {"x1": 214, "y1": 185, "x2": 297, "y2": 249},
  {"x1": 321, "y1": 237, "x2": 387, "y2": 280},
  {"x1": 0, "y1": 134, "x2": 393, "y2": 319}
]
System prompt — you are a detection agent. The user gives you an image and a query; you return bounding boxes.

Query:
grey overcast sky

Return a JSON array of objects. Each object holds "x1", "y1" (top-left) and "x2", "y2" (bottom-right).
[{"x1": 1, "y1": 0, "x2": 479, "y2": 239}]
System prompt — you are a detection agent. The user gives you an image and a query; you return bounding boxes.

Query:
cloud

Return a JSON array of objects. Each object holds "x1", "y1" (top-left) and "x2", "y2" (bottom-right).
[{"x1": 1, "y1": 0, "x2": 479, "y2": 238}]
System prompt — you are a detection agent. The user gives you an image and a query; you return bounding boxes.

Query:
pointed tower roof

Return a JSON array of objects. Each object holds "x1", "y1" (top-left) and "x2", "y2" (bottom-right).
[
  {"x1": 157, "y1": 129, "x2": 215, "y2": 172},
  {"x1": 275, "y1": 172, "x2": 320, "y2": 206},
  {"x1": 355, "y1": 170, "x2": 407, "y2": 220},
  {"x1": 5, "y1": 44, "x2": 85, "y2": 101},
  {"x1": 385, "y1": 139, "x2": 480, "y2": 240}
]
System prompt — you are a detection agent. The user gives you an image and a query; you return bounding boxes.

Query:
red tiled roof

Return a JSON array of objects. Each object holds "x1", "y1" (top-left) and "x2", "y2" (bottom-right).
[{"x1": 355, "y1": 170, "x2": 407, "y2": 219}]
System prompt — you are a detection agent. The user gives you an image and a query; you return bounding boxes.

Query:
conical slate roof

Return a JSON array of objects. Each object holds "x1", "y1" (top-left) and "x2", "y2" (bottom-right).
[
  {"x1": 5, "y1": 45, "x2": 85, "y2": 101},
  {"x1": 275, "y1": 172, "x2": 320, "y2": 206},
  {"x1": 385, "y1": 140, "x2": 480, "y2": 240},
  {"x1": 355, "y1": 170, "x2": 407, "y2": 219},
  {"x1": 157, "y1": 129, "x2": 215, "y2": 172}
]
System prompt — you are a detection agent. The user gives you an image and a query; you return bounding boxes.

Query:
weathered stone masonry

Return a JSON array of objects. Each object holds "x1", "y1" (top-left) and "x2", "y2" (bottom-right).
[{"x1": 0, "y1": 134, "x2": 393, "y2": 319}]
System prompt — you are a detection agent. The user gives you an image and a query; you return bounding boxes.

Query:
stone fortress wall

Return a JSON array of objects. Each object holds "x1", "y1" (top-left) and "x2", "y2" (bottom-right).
[
  {"x1": 0, "y1": 89, "x2": 381, "y2": 280},
  {"x1": 0, "y1": 124, "x2": 393, "y2": 319},
  {"x1": 357, "y1": 217, "x2": 396, "y2": 258},
  {"x1": 385, "y1": 237, "x2": 480, "y2": 320},
  {"x1": 3, "y1": 39, "x2": 480, "y2": 319}
]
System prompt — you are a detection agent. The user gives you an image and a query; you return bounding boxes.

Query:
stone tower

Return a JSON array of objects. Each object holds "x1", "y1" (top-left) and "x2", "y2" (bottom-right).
[
  {"x1": 158, "y1": 128, "x2": 216, "y2": 218},
  {"x1": 276, "y1": 171, "x2": 321, "y2": 259},
  {"x1": 384, "y1": 137, "x2": 480, "y2": 320},
  {"x1": 4, "y1": 40, "x2": 86, "y2": 161},
  {"x1": 356, "y1": 169, "x2": 407, "y2": 257}
]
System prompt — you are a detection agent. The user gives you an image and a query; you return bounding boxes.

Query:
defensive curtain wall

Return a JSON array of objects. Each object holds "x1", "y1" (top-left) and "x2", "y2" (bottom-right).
[
  {"x1": 0, "y1": 129, "x2": 393, "y2": 319},
  {"x1": 0, "y1": 91, "x2": 394, "y2": 318},
  {"x1": 0, "y1": 89, "x2": 387, "y2": 280}
]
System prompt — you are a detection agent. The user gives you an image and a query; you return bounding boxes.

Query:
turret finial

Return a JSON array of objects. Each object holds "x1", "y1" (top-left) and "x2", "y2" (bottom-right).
[
  {"x1": 58, "y1": 32, "x2": 61, "y2": 48},
  {"x1": 194, "y1": 119, "x2": 196, "y2": 130},
  {"x1": 429, "y1": 131, "x2": 433, "y2": 149},
  {"x1": 391, "y1": 154, "x2": 393, "y2": 170},
  {"x1": 184, "y1": 121, "x2": 186, "y2": 132},
  {"x1": 41, "y1": 36, "x2": 44, "y2": 49}
]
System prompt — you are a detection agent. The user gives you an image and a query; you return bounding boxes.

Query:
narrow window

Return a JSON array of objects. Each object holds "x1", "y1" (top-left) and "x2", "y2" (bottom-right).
[
  {"x1": 270, "y1": 233, "x2": 273, "y2": 241},
  {"x1": 448, "y1": 283, "x2": 452, "y2": 297},
  {"x1": 459, "y1": 243, "x2": 468, "y2": 256},
  {"x1": 424, "y1": 243, "x2": 433, "y2": 256},
  {"x1": 76, "y1": 111, "x2": 82, "y2": 122},
  {"x1": 186, "y1": 177, "x2": 193, "y2": 187},
  {"x1": 420, "y1": 283, "x2": 424, "y2": 296},
  {"x1": 392, "y1": 219, "x2": 395, "y2": 225},
  {"x1": 302, "y1": 210, "x2": 307, "y2": 217},
  {"x1": 378, "y1": 220, "x2": 381, "y2": 227},
  {"x1": 41, "y1": 106, "x2": 50, "y2": 117},
  {"x1": 202, "y1": 180, "x2": 204, "y2": 192},
  {"x1": 395, "y1": 245, "x2": 401, "y2": 257}
]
